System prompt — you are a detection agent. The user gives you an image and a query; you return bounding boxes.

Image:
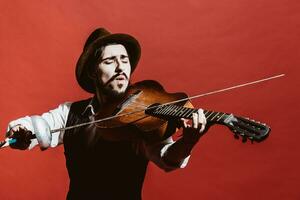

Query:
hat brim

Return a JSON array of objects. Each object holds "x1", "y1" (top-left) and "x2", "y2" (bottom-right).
[{"x1": 76, "y1": 33, "x2": 141, "y2": 93}]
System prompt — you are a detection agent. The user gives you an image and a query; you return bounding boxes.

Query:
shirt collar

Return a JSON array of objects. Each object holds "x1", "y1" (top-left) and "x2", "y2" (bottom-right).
[{"x1": 82, "y1": 96, "x2": 99, "y2": 116}]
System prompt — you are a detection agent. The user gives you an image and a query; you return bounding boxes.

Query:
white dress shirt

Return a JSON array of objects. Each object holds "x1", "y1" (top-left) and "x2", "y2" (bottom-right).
[{"x1": 8, "y1": 100, "x2": 190, "y2": 171}]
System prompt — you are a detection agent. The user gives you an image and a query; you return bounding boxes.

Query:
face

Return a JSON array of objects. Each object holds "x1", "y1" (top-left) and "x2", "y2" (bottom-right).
[{"x1": 95, "y1": 44, "x2": 131, "y2": 97}]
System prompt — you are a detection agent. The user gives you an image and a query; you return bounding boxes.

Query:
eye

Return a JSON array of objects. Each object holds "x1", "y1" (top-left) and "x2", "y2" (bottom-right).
[
  {"x1": 102, "y1": 59, "x2": 114, "y2": 65},
  {"x1": 121, "y1": 56, "x2": 129, "y2": 63}
]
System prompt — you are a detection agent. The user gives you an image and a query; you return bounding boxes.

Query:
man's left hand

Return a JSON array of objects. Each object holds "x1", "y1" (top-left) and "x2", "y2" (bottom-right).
[{"x1": 179, "y1": 109, "x2": 209, "y2": 145}]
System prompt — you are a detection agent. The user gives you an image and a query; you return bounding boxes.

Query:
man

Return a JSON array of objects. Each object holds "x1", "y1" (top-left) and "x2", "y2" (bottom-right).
[{"x1": 6, "y1": 28, "x2": 207, "y2": 200}]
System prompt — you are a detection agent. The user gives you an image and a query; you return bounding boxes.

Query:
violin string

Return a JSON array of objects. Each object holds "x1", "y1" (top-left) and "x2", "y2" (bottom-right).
[
  {"x1": 48, "y1": 73, "x2": 285, "y2": 134},
  {"x1": 160, "y1": 73, "x2": 286, "y2": 105}
]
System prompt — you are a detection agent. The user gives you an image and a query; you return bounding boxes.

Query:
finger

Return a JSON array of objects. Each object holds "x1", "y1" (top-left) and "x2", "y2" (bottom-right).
[
  {"x1": 198, "y1": 109, "x2": 206, "y2": 133},
  {"x1": 198, "y1": 109, "x2": 207, "y2": 124},
  {"x1": 20, "y1": 125, "x2": 27, "y2": 131},
  {"x1": 192, "y1": 113, "x2": 198, "y2": 129},
  {"x1": 198, "y1": 109, "x2": 206, "y2": 124},
  {"x1": 179, "y1": 118, "x2": 190, "y2": 128},
  {"x1": 200, "y1": 124, "x2": 206, "y2": 133},
  {"x1": 11, "y1": 124, "x2": 27, "y2": 132},
  {"x1": 7, "y1": 125, "x2": 28, "y2": 138},
  {"x1": 182, "y1": 118, "x2": 189, "y2": 128},
  {"x1": 11, "y1": 126, "x2": 20, "y2": 132}
]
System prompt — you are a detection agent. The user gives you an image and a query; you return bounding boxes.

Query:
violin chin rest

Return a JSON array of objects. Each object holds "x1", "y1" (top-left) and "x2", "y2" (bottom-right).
[{"x1": 30, "y1": 116, "x2": 52, "y2": 150}]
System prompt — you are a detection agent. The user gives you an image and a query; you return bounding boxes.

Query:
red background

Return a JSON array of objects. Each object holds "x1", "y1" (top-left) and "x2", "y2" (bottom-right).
[{"x1": 0, "y1": 0, "x2": 299, "y2": 199}]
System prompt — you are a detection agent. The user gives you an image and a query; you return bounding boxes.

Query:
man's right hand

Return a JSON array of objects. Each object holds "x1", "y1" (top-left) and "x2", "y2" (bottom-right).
[{"x1": 6, "y1": 125, "x2": 32, "y2": 150}]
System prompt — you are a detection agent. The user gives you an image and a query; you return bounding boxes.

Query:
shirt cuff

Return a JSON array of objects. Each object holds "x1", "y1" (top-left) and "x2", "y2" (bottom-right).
[{"x1": 160, "y1": 143, "x2": 191, "y2": 170}]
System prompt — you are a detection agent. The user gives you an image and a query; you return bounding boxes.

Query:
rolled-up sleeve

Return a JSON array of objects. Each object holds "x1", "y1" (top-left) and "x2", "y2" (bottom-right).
[
  {"x1": 7, "y1": 102, "x2": 72, "y2": 149},
  {"x1": 142, "y1": 137, "x2": 190, "y2": 172}
]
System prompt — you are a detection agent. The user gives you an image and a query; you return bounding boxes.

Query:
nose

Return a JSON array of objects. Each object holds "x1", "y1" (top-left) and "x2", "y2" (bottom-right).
[{"x1": 115, "y1": 58, "x2": 125, "y2": 72}]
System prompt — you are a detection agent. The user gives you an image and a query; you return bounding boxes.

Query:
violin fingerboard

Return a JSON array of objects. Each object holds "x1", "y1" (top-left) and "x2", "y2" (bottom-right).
[{"x1": 145, "y1": 104, "x2": 229, "y2": 124}]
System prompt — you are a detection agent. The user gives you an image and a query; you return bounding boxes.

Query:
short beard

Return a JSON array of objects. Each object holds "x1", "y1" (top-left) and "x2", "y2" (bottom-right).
[
  {"x1": 95, "y1": 80, "x2": 130, "y2": 100},
  {"x1": 102, "y1": 85, "x2": 126, "y2": 98}
]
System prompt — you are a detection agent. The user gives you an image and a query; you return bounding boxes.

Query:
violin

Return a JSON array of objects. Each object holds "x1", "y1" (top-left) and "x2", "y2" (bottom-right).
[
  {"x1": 92, "y1": 80, "x2": 270, "y2": 143},
  {"x1": 2, "y1": 74, "x2": 282, "y2": 148}
]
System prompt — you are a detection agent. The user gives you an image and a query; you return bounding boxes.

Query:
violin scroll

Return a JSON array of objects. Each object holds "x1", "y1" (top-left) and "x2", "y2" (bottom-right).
[{"x1": 222, "y1": 114, "x2": 270, "y2": 143}]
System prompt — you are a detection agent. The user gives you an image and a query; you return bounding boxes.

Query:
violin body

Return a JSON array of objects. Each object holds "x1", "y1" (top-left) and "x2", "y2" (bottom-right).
[{"x1": 94, "y1": 80, "x2": 190, "y2": 141}]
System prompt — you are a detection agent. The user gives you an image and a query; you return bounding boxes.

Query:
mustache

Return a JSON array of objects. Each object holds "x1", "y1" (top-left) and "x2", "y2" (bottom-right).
[{"x1": 103, "y1": 73, "x2": 128, "y2": 86}]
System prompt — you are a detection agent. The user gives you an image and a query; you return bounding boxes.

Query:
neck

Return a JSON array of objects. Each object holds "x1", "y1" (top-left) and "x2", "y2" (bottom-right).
[
  {"x1": 95, "y1": 90, "x2": 108, "y2": 105},
  {"x1": 95, "y1": 88, "x2": 127, "y2": 110}
]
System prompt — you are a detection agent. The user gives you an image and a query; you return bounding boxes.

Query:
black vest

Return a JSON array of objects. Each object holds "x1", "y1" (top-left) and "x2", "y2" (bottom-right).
[{"x1": 63, "y1": 99, "x2": 149, "y2": 200}]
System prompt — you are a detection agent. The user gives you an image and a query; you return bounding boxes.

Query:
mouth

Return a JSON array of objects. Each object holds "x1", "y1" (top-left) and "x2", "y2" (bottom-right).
[
  {"x1": 114, "y1": 74, "x2": 127, "y2": 81},
  {"x1": 104, "y1": 73, "x2": 128, "y2": 87}
]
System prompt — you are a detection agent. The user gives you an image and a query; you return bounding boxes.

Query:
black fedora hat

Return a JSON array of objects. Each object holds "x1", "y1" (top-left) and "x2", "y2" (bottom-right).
[{"x1": 76, "y1": 28, "x2": 141, "y2": 93}]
